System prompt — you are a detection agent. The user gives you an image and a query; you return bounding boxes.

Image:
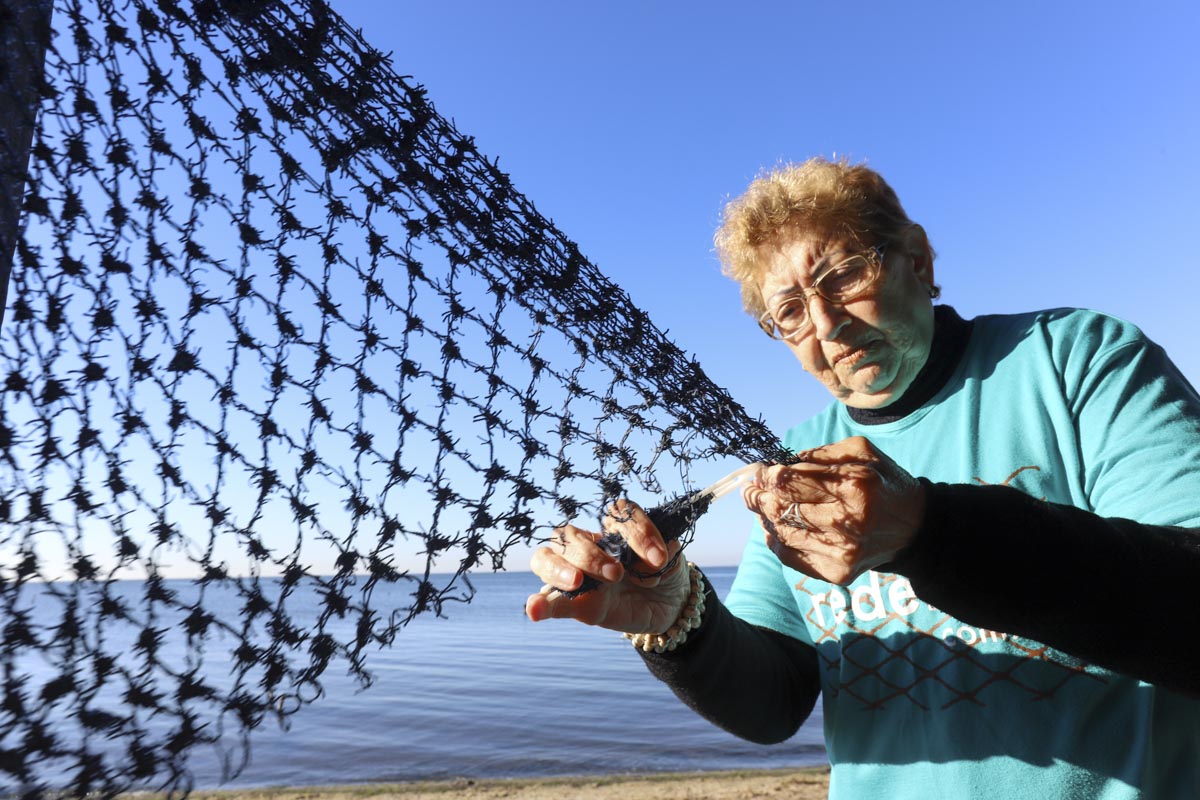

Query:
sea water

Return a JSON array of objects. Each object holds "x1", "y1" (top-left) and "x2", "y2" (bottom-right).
[{"x1": 6, "y1": 568, "x2": 826, "y2": 790}]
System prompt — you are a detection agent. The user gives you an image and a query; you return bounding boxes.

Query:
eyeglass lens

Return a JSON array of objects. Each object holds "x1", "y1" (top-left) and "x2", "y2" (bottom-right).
[{"x1": 768, "y1": 254, "x2": 877, "y2": 338}]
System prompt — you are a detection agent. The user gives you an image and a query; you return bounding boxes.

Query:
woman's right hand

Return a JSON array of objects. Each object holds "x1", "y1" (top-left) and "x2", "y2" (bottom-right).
[{"x1": 524, "y1": 499, "x2": 691, "y2": 635}]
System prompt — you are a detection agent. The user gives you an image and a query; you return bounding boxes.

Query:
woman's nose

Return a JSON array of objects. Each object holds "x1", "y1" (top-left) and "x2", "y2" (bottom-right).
[{"x1": 806, "y1": 294, "x2": 852, "y2": 341}]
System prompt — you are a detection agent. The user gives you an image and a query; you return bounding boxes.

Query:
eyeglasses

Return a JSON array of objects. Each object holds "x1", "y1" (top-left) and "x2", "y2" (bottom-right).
[{"x1": 757, "y1": 244, "x2": 887, "y2": 342}]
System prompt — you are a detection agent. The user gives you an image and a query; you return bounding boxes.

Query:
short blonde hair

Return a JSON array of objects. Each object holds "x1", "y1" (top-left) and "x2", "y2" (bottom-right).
[{"x1": 714, "y1": 157, "x2": 922, "y2": 319}]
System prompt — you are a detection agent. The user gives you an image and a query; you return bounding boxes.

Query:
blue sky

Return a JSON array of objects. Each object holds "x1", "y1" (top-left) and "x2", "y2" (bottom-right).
[
  {"x1": 13, "y1": 2, "x2": 1195, "y2": 579},
  {"x1": 329, "y1": 0, "x2": 1200, "y2": 567}
]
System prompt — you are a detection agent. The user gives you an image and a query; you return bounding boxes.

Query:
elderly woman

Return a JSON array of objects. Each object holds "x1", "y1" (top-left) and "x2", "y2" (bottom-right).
[{"x1": 525, "y1": 158, "x2": 1200, "y2": 799}]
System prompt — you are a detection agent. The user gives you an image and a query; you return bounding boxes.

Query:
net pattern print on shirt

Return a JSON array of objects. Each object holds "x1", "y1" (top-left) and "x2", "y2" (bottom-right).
[{"x1": 793, "y1": 570, "x2": 1105, "y2": 712}]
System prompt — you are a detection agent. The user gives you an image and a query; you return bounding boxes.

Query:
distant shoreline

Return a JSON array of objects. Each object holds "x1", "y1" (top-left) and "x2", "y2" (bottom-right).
[
  {"x1": 171, "y1": 767, "x2": 831, "y2": 800},
  {"x1": 29, "y1": 566, "x2": 748, "y2": 584}
]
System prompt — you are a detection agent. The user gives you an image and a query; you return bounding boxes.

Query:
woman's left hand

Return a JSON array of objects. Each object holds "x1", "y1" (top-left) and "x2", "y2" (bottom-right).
[{"x1": 742, "y1": 436, "x2": 926, "y2": 585}]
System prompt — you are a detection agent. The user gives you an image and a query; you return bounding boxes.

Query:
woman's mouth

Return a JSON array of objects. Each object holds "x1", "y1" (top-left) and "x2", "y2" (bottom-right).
[{"x1": 832, "y1": 341, "x2": 877, "y2": 368}]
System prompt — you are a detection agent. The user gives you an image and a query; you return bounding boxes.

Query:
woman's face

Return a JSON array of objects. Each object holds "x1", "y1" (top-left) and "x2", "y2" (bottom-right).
[{"x1": 757, "y1": 228, "x2": 937, "y2": 409}]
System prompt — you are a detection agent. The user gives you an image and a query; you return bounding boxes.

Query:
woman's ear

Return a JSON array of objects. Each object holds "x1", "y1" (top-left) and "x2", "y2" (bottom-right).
[{"x1": 902, "y1": 224, "x2": 936, "y2": 289}]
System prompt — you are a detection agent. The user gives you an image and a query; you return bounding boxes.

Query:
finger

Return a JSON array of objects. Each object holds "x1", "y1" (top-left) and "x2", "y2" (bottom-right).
[
  {"x1": 529, "y1": 546, "x2": 584, "y2": 591},
  {"x1": 525, "y1": 586, "x2": 549, "y2": 621},
  {"x1": 750, "y1": 489, "x2": 849, "y2": 564},
  {"x1": 601, "y1": 499, "x2": 667, "y2": 569},
  {"x1": 744, "y1": 478, "x2": 824, "y2": 525},
  {"x1": 764, "y1": 527, "x2": 820, "y2": 573},
  {"x1": 525, "y1": 582, "x2": 607, "y2": 625},
  {"x1": 764, "y1": 528, "x2": 862, "y2": 585},
  {"x1": 797, "y1": 436, "x2": 878, "y2": 466},
  {"x1": 755, "y1": 463, "x2": 839, "y2": 503},
  {"x1": 622, "y1": 538, "x2": 684, "y2": 587},
  {"x1": 753, "y1": 489, "x2": 810, "y2": 533},
  {"x1": 742, "y1": 482, "x2": 770, "y2": 516},
  {"x1": 764, "y1": 528, "x2": 796, "y2": 562},
  {"x1": 525, "y1": 586, "x2": 574, "y2": 623},
  {"x1": 532, "y1": 527, "x2": 625, "y2": 588}
]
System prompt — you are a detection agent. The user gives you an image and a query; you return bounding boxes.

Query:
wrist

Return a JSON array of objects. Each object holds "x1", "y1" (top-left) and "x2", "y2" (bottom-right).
[
  {"x1": 885, "y1": 477, "x2": 933, "y2": 572},
  {"x1": 624, "y1": 562, "x2": 706, "y2": 653}
]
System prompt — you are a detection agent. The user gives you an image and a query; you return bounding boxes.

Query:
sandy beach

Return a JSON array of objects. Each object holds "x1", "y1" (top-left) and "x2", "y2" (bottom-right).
[{"x1": 184, "y1": 768, "x2": 831, "y2": 800}]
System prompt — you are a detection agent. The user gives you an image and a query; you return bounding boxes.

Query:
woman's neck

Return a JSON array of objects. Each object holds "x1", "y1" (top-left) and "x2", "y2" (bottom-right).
[{"x1": 846, "y1": 305, "x2": 972, "y2": 425}]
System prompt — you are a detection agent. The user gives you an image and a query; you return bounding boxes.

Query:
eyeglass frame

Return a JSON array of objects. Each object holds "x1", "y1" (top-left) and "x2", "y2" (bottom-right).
[{"x1": 756, "y1": 243, "x2": 888, "y2": 342}]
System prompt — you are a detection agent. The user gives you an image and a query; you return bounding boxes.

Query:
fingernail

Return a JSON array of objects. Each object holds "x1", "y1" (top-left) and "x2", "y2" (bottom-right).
[
  {"x1": 647, "y1": 546, "x2": 666, "y2": 568},
  {"x1": 558, "y1": 567, "x2": 577, "y2": 586},
  {"x1": 601, "y1": 563, "x2": 623, "y2": 582}
]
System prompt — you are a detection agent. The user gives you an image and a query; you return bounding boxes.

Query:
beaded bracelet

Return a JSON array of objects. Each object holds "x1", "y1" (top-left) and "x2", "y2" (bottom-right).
[{"x1": 623, "y1": 561, "x2": 705, "y2": 654}]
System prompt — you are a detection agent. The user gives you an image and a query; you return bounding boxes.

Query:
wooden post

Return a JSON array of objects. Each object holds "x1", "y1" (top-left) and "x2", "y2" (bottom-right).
[{"x1": 0, "y1": 0, "x2": 54, "y2": 330}]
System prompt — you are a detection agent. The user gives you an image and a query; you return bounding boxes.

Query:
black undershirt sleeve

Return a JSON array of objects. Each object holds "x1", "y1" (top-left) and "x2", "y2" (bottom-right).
[
  {"x1": 638, "y1": 571, "x2": 821, "y2": 745},
  {"x1": 638, "y1": 480, "x2": 1200, "y2": 745},
  {"x1": 889, "y1": 480, "x2": 1200, "y2": 698}
]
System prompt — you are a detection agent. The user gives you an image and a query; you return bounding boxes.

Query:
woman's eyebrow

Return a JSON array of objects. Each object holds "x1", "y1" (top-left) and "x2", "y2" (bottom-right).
[
  {"x1": 766, "y1": 252, "x2": 843, "y2": 303},
  {"x1": 767, "y1": 285, "x2": 803, "y2": 304}
]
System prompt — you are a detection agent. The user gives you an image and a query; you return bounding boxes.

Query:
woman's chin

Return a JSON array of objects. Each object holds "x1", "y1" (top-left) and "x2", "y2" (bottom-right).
[
  {"x1": 841, "y1": 390, "x2": 895, "y2": 410},
  {"x1": 844, "y1": 366, "x2": 890, "y2": 394},
  {"x1": 836, "y1": 365, "x2": 906, "y2": 408}
]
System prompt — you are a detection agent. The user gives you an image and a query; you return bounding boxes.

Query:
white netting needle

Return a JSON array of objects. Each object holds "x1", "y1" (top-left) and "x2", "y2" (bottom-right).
[{"x1": 687, "y1": 462, "x2": 763, "y2": 506}]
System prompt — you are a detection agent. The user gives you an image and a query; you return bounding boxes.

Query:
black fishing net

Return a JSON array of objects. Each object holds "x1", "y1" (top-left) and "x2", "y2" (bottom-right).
[{"x1": 0, "y1": 0, "x2": 790, "y2": 794}]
